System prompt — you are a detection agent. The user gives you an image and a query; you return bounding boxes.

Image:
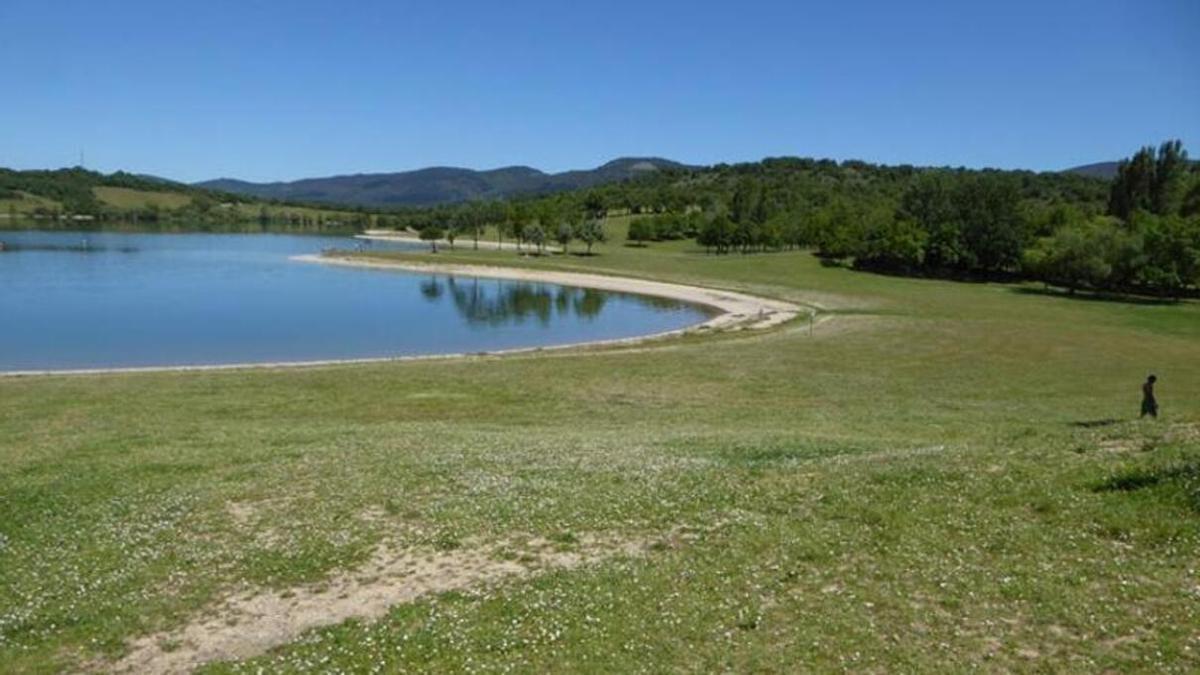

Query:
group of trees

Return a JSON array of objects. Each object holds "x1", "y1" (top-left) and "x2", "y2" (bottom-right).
[
  {"x1": 1025, "y1": 141, "x2": 1200, "y2": 296},
  {"x1": 409, "y1": 198, "x2": 609, "y2": 255},
  {"x1": 627, "y1": 212, "x2": 703, "y2": 245},
  {"x1": 0, "y1": 167, "x2": 112, "y2": 213},
  {"x1": 1108, "y1": 140, "x2": 1200, "y2": 220},
  {"x1": 670, "y1": 141, "x2": 1196, "y2": 298},
  {"x1": 841, "y1": 172, "x2": 1028, "y2": 275}
]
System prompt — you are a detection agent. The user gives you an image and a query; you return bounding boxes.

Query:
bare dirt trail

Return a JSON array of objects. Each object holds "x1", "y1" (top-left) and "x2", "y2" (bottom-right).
[{"x1": 110, "y1": 535, "x2": 650, "y2": 673}]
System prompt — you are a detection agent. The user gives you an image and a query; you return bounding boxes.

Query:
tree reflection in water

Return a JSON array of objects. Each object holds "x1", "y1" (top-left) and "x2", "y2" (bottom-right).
[{"x1": 414, "y1": 276, "x2": 689, "y2": 327}]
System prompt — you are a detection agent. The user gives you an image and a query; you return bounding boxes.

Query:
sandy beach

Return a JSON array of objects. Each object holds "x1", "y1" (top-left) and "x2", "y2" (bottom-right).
[{"x1": 357, "y1": 229, "x2": 563, "y2": 253}]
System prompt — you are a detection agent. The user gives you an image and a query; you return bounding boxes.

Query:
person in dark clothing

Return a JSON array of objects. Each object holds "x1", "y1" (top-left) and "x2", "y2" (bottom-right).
[{"x1": 1140, "y1": 375, "x2": 1158, "y2": 419}]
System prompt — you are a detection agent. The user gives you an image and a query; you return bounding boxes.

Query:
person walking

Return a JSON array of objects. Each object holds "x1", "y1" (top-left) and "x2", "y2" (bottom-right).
[{"x1": 1140, "y1": 374, "x2": 1158, "y2": 419}]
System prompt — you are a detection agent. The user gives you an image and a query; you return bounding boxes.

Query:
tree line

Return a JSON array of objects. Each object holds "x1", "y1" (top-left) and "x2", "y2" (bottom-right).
[
  {"x1": 359, "y1": 142, "x2": 1198, "y2": 297},
  {"x1": 1026, "y1": 141, "x2": 1199, "y2": 297},
  {"x1": 679, "y1": 142, "x2": 1197, "y2": 297},
  {"x1": 405, "y1": 198, "x2": 608, "y2": 255},
  {"x1": 7, "y1": 144, "x2": 1196, "y2": 296}
]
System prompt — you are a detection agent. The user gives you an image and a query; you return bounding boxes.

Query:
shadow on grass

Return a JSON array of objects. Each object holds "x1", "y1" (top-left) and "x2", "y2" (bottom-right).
[
  {"x1": 1094, "y1": 462, "x2": 1200, "y2": 512},
  {"x1": 669, "y1": 437, "x2": 883, "y2": 468},
  {"x1": 1011, "y1": 286, "x2": 1182, "y2": 306},
  {"x1": 1071, "y1": 418, "x2": 1121, "y2": 428},
  {"x1": 1095, "y1": 463, "x2": 1199, "y2": 492}
]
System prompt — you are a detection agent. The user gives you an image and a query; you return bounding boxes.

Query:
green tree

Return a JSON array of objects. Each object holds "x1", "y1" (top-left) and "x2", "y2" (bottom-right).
[
  {"x1": 813, "y1": 199, "x2": 861, "y2": 260},
  {"x1": 896, "y1": 174, "x2": 961, "y2": 269},
  {"x1": 697, "y1": 214, "x2": 735, "y2": 254},
  {"x1": 555, "y1": 221, "x2": 574, "y2": 253},
  {"x1": 574, "y1": 219, "x2": 607, "y2": 255},
  {"x1": 582, "y1": 192, "x2": 606, "y2": 220},
  {"x1": 419, "y1": 224, "x2": 444, "y2": 252},
  {"x1": 1025, "y1": 218, "x2": 1123, "y2": 294},
  {"x1": 507, "y1": 203, "x2": 531, "y2": 251},
  {"x1": 1136, "y1": 213, "x2": 1200, "y2": 297},
  {"x1": 856, "y1": 217, "x2": 928, "y2": 272},
  {"x1": 525, "y1": 223, "x2": 546, "y2": 254},
  {"x1": 1152, "y1": 139, "x2": 1189, "y2": 216},
  {"x1": 626, "y1": 219, "x2": 652, "y2": 246},
  {"x1": 1181, "y1": 179, "x2": 1200, "y2": 218},
  {"x1": 461, "y1": 203, "x2": 485, "y2": 250},
  {"x1": 1108, "y1": 141, "x2": 1189, "y2": 220},
  {"x1": 956, "y1": 175, "x2": 1026, "y2": 274},
  {"x1": 729, "y1": 177, "x2": 761, "y2": 228}
]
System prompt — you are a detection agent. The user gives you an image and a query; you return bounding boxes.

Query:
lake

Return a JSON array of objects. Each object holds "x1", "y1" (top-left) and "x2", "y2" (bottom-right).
[{"x1": 0, "y1": 230, "x2": 711, "y2": 372}]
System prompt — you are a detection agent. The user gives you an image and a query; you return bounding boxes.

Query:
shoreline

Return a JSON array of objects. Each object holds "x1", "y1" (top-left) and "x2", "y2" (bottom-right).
[
  {"x1": 357, "y1": 229, "x2": 562, "y2": 253},
  {"x1": 0, "y1": 255, "x2": 803, "y2": 378},
  {"x1": 302, "y1": 254, "x2": 802, "y2": 332}
]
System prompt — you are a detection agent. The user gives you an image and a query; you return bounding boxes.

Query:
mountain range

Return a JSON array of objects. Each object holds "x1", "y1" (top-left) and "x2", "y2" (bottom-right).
[
  {"x1": 190, "y1": 156, "x2": 1123, "y2": 209},
  {"x1": 1062, "y1": 162, "x2": 1121, "y2": 180},
  {"x1": 195, "y1": 157, "x2": 690, "y2": 207}
]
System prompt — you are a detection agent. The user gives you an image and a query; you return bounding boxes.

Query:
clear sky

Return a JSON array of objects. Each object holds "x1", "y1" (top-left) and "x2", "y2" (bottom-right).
[{"x1": 1, "y1": 0, "x2": 1196, "y2": 182}]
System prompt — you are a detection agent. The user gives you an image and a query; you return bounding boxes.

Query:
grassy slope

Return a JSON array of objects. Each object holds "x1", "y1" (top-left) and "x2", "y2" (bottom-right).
[
  {"x1": 1, "y1": 184, "x2": 362, "y2": 224},
  {"x1": 1, "y1": 232, "x2": 1198, "y2": 672},
  {"x1": 0, "y1": 191, "x2": 62, "y2": 215},
  {"x1": 222, "y1": 201, "x2": 363, "y2": 223},
  {"x1": 93, "y1": 187, "x2": 194, "y2": 210}
]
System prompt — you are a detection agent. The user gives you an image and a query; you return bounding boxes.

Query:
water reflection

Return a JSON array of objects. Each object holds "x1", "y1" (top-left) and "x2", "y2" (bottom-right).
[
  {"x1": 0, "y1": 242, "x2": 139, "y2": 253},
  {"x1": 417, "y1": 276, "x2": 688, "y2": 327},
  {"x1": 1, "y1": 230, "x2": 714, "y2": 370}
]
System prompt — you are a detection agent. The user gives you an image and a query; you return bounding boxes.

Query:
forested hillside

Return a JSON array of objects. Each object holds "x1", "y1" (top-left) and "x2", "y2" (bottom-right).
[
  {"x1": 388, "y1": 141, "x2": 1199, "y2": 297},
  {"x1": 195, "y1": 158, "x2": 689, "y2": 206}
]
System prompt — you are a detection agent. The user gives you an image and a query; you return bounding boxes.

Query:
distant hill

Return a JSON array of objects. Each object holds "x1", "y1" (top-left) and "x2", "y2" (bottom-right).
[
  {"x1": 0, "y1": 166, "x2": 372, "y2": 230},
  {"x1": 1063, "y1": 161, "x2": 1120, "y2": 180},
  {"x1": 195, "y1": 157, "x2": 692, "y2": 207}
]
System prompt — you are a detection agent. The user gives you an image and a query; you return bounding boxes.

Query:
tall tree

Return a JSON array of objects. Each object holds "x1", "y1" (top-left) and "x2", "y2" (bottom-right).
[
  {"x1": 1109, "y1": 145, "x2": 1158, "y2": 220},
  {"x1": 525, "y1": 224, "x2": 546, "y2": 254},
  {"x1": 555, "y1": 222, "x2": 574, "y2": 253},
  {"x1": 957, "y1": 175, "x2": 1026, "y2": 273},
  {"x1": 1152, "y1": 139, "x2": 1189, "y2": 216},
  {"x1": 419, "y1": 223, "x2": 444, "y2": 253},
  {"x1": 574, "y1": 219, "x2": 607, "y2": 255}
]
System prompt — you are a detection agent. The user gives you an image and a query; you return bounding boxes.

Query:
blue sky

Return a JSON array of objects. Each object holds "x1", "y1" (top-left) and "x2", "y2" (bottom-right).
[{"x1": 1, "y1": 0, "x2": 1196, "y2": 182}]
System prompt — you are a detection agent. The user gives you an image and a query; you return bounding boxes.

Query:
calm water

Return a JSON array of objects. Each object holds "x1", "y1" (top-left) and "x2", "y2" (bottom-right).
[{"x1": 0, "y1": 230, "x2": 710, "y2": 371}]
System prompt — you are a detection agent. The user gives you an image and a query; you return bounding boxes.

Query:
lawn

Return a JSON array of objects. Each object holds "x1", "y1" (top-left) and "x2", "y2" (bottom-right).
[{"x1": 1, "y1": 232, "x2": 1197, "y2": 672}]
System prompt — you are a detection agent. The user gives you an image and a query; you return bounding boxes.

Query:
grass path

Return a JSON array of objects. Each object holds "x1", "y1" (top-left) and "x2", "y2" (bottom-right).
[{"x1": 1, "y1": 238, "x2": 1197, "y2": 672}]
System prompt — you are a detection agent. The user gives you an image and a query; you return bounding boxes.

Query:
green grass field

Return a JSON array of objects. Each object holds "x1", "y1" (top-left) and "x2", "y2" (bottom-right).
[
  {"x1": 2, "y1": 232, "x2": 1198, "y2": 672},
  {"x1": 0, "y1": 185, "x2": 367, "y2": 228},
  {"x1": 93, "y1": 187, "x2": 195, "y2": 210},
  {"x1": 0, "y1": 191, "x2": 63, "y2": 216}
]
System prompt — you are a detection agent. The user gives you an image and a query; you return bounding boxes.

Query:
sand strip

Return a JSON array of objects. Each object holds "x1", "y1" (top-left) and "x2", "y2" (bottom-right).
[
  {"x1": 0, "y1": 255, "x2": 803, "y2": 378},
  {"x1": 357, "y1": 229, "x2": 561, "y2": 252}
]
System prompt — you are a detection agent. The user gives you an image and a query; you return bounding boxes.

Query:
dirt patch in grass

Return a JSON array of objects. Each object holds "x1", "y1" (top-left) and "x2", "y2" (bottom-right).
[
  {"x1": 223, "y1": 500, "x2": 259, "y2": 527},
  {"x1": 109, "y1": 533, "x2": 649, "y2": 673}
]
